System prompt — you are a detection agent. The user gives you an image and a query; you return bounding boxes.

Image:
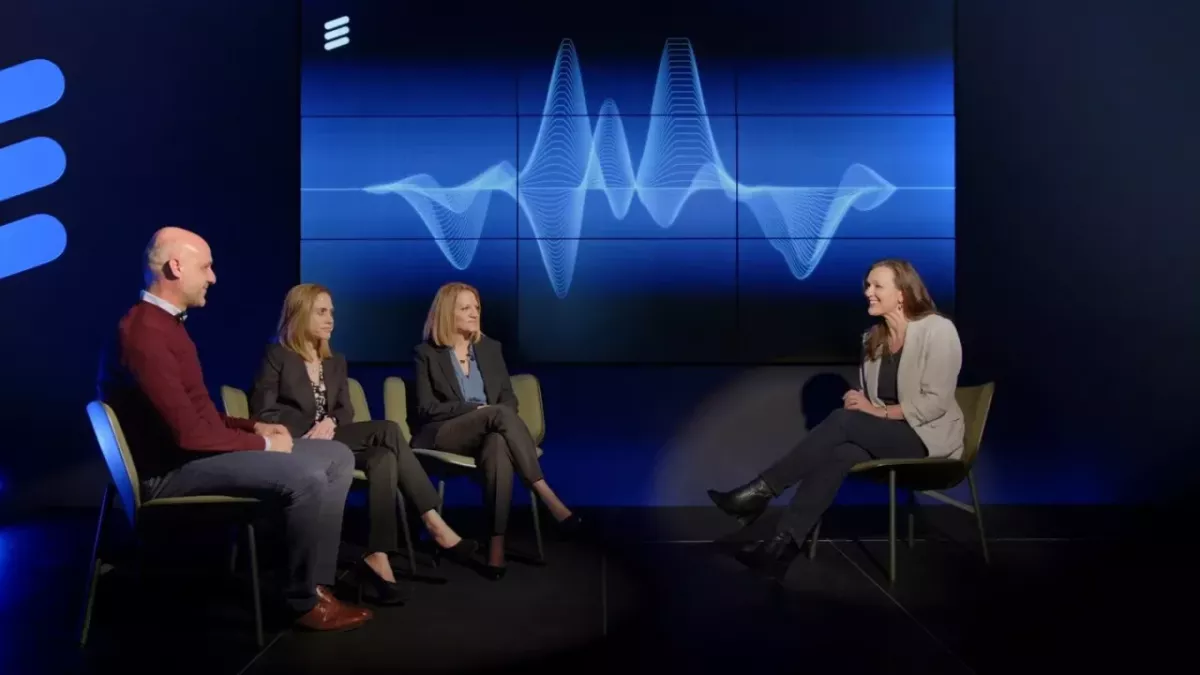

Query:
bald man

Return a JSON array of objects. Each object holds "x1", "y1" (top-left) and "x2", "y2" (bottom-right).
[{"x1": 98, "y1": 227, "x2": 372, "y2": 631}]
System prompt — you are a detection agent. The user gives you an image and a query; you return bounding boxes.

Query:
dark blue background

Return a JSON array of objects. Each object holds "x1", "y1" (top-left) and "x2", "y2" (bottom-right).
[
  {"x1": 1, "y1": 0, "x2": 1197, "y2": 515},
  {"x1": 299, "y1": 0, "x2": 956, "y2": 363}
]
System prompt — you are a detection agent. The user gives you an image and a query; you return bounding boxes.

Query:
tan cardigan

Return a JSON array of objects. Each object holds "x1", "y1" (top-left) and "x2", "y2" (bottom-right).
[{"x1": 861, "y1": 314, "x2": 965, "y2": 459}]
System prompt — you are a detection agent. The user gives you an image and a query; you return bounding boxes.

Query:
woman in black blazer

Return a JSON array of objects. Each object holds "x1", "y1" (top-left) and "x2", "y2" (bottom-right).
[
  {"x1": 251, "y1": 283, "x2": 476, "y2": 604},
  {"x1": 412, "y1": 282, "x2": 580, "y2": 579}
]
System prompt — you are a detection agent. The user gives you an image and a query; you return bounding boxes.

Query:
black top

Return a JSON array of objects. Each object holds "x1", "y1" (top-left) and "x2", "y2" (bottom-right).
[{"x1": 877, "y1": 348, "x2": 902, "y2": 405}]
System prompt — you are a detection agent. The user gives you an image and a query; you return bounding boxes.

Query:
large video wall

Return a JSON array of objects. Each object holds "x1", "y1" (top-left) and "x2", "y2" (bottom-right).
[{"x1": 301, "y1": 0, "x2": 955, "y2": 363}]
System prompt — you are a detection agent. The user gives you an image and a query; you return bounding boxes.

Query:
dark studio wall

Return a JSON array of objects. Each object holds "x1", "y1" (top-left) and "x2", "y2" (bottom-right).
[
  {"x1": 953, "y1": 0, "x2": 1200, "y2": 506},
  {"x1": 0, "y1": 0, "x2": 1196, "y2": 518},
  {"x1": 0, "y1": 0, "x2": 302, "y2": 513}
]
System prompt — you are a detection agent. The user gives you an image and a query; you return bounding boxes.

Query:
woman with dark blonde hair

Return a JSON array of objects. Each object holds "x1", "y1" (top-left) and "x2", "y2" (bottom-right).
[
  {"x1": 411, "y1": 282, "x2": 580, "y2": 579},
  {"x1": 707, "y1": 259, "x2": 965, "y2": 578},
  {"x1": 250, "y1": 283, "x2": 477, "y2": 604}
]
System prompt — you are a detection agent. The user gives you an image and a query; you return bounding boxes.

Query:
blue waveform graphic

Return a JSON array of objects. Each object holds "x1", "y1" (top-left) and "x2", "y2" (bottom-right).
[{"x1": 318, "y1": 38, "x2": 900, "y2": 298}]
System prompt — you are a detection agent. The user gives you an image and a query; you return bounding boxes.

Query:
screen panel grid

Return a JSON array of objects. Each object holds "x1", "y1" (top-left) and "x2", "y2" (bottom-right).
[{"x1": 301, "y1": 0, "x2": 955, "y2": 364}]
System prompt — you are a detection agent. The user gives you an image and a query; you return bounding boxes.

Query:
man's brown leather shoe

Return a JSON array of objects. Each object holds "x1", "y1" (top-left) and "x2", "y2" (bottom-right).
[{"x1": 294, "y1": 586, "x2": 373, "y2": 632}]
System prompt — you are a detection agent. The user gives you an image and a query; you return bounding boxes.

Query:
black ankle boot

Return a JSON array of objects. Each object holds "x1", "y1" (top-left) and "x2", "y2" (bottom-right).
[
  {"x1": 707, "y1": 477, "x2": 776, "y2": 525},
  {"x1": 734, "y1": 531, "x2": 801, "y2": 579}
]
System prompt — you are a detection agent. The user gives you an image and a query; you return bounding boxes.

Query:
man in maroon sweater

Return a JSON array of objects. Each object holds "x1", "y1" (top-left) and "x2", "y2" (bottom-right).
[{"x1": 98, "y1": 227, "x2": 371, "y2": 631}]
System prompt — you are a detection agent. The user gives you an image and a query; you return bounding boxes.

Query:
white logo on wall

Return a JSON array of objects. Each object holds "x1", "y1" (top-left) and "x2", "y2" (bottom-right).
[{"x1": 324, "y1": 16, "x2": 350, "y2": 51}]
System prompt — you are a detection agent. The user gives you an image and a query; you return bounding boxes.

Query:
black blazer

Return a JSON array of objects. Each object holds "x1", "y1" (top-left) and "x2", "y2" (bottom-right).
[
  {"x1": 249, "y1": 343, "x2": 355, "y2": 438},
  {"x1": 411, "y1": 336, "x2": 517, "y2": 448}
]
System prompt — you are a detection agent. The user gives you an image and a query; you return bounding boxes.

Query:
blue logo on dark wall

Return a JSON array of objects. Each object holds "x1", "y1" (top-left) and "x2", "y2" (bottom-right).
[{"x1": 0, "y1": 59, "x2": 68, "y2": 281}]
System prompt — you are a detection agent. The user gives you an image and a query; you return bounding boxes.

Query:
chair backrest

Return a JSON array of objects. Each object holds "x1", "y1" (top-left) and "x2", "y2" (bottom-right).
[
  {"x1": 955, "y1": 382, "x2": 995, "y2": 468},
  {"x1": 347, "y1": 377, "x2": 371, "y2": 422},
  {"x1": 382, "y1": 376, "x2": 412, "y2": 443},
  {"x1": 220, "y1": 385, "x2": 250, "y2": 419},
  {"x1": 86, "y1": 400, "x2": 142, "y2": 526},
  {"x1": 511, "y1": 373, "x2": 545, "y2": 446}
]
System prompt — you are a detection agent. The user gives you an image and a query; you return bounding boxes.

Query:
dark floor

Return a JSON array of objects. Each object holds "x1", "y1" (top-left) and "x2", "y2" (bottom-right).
[{"x1": 0, "y1": 504, "x2": 1188, "y2": 675}]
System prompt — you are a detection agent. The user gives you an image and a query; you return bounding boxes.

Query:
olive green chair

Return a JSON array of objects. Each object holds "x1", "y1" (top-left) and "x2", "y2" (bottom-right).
[
  {"x1": 219, "y1": 383, "x2": 419, "y2": 580},
  {"x1": 808, "y1": 382, "x2": 995, "y2": 583},
  {"x1": 383, "y1": 373, "x2": 547, "y2": 563},
  {"x1": 219, "y1": 385, "x2": 251, "y2": 420},
  {"x1": 344, "y1": 377, "x2": 372, "y2": 424},
  {"x1": 81, "y1": 401, "x2": 266, "y2": 648}
]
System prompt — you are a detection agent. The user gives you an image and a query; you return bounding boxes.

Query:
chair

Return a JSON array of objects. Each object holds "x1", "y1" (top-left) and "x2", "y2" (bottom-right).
[
  {"x1": 219, "y1": 383, "x2": 419, "y2": 581},
  {"x1": 808, "y1": 383, "x2": 995, "y2": 583},
  {"x1": 219, "y1": 385, "x2": 251, "y2": 419},
  {"x1": 383, "y1": 374, "x2": 547, "y2": 564},
  {"x1": 80, "y1": 401, "x2": 266, "y2": 648},
  {"x1": 345, "y1": 377, "x2": 372, "y2": 424}
]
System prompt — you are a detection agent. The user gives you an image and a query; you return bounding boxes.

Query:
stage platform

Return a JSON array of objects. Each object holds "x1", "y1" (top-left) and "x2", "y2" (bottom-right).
[{"x1": 1, "y1": 505, "x2": 1183, "y2": 674}]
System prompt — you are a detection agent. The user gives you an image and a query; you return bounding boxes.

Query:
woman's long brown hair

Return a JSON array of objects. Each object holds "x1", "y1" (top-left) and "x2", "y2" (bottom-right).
[{"x1": 862, "y1": 259, "x2": 937, "y2": 360}]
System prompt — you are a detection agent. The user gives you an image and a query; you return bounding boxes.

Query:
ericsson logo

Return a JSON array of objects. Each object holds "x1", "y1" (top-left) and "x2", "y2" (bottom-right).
[
  {"x1": 0, "y1": 58, "x2": 67, "y2": 281},
  {"x1": 323, "y1": 16, "x2": 350, "y2": 51}
]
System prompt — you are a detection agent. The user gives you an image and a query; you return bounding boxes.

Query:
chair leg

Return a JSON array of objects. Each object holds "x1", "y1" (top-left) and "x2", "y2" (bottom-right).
[
  {"x1": 530, "y1": 489, "x2": 545, "y2": 563},
  {"x1": 432, "y1": 481, "x2": 446, "y2": 568},
  {"x1": 807, "y1": 520, "x2": 821, "y2": 560},
  {"x1": 246, "y1": 523, "x2": 264, "y2": 649},
  {"x1": 395, "y1": 488, "x2": 418, "y2": 577},
  {"x1": 967, "y1": 470, "x2": 990, "y2": 564},
  {"x1": 79, "y1": 485, "x2": 114, "y2": 647},
  {"x1": 394, "y1": 488, "x2": 449, "y2": 585},
  {"x1": 887, "y1": 470, "x2": 897, "y2": 583}
]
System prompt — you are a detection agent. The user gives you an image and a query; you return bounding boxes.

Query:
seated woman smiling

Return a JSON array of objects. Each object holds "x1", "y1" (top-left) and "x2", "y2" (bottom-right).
[
  {"x1": 250, "y1": 283, "x2": 477, "y2": 604},
  {"x1": 708, "y1": 259, "x2": 965, "y2": 578}
]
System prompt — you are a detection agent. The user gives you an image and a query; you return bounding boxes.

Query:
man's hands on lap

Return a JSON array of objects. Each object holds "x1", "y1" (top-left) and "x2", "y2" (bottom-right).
[
  {"x1": 254, "y1": 422, "x2": 295, "y2": 452},
  {"x1": 254, "y1": 422, "x2": 288, "y2": 437},
  {"x1": 266, "y1": 432, "x2": 294, "y2": 453}
]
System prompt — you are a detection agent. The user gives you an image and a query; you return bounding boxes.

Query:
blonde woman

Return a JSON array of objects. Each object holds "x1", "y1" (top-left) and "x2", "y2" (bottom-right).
[
  {"x1": 251, "y1": 283, "x2": 477, "y2": 604},
  {"x1": 411, "y1": 282, "x2": 580, "y2": 579}
]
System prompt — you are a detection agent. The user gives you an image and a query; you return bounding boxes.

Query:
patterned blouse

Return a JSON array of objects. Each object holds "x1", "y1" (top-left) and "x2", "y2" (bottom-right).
[{"x1": 310, "y1": 362, "x2": 327, "y2": 422}]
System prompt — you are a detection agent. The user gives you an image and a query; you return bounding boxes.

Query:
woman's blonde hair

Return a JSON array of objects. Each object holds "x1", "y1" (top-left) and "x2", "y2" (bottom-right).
[
  {"x1": 423, "y1": 282, "x2": 482, "y2": 347},
  {"x1": 277, "y1": 283, "x2": 333, "y2": 361}
]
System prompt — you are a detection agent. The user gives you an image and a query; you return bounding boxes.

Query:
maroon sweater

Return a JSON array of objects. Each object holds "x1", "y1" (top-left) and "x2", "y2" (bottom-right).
[{"x1": 98, "y1": 301, "x2": 265, "y2": 480}]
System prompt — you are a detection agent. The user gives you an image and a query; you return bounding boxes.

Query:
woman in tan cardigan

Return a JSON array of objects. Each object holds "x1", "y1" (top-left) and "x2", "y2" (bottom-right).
[{"x1": 707, "y1": 259, "x2": 964, "y2": 578}]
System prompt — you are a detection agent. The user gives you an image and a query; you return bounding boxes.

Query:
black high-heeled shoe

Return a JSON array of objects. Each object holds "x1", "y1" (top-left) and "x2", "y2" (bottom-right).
[
  {"x1": 354, "y1": 558, "x2": 408, "y2": 606},
  {"x1": 556, "y1": 513, "x2": 583, "y2": 537},
  {"x1": 707, "y1": 477, "x2": 776, "y2": 526},
  {"x1": 482, "y1": 564, "x2": 507, "y2": 581},
  {"x1": 432, "y1": 538, "x2": 479, "y2": 566}
]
